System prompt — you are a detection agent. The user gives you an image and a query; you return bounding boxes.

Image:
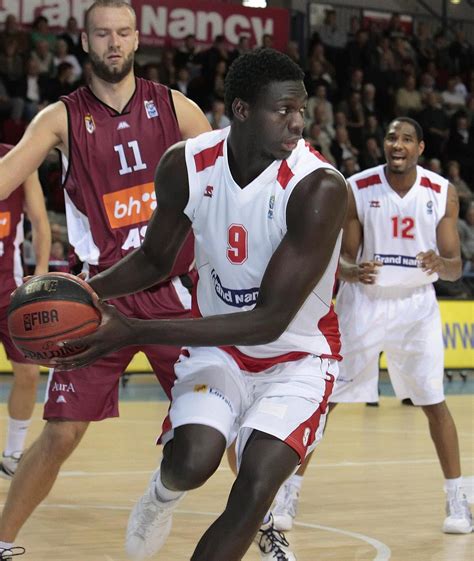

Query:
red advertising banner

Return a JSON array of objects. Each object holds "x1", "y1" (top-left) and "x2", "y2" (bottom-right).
[{"x1": 0, "y1": 0, "x2": 289, "y2": 50}]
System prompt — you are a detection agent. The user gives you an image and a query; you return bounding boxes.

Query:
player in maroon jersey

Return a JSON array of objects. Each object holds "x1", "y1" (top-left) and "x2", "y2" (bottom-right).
[
  {"x1": 0, "y1": 1, "x2": 210, "y2": 558},
  {"x1": 0, "y1": 144, "x2": 51, "y2": 484}
]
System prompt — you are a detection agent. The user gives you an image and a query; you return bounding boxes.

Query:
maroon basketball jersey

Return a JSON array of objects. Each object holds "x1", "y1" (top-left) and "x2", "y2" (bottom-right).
[
  {"x1": 0, "y1": 143, "x2": 24, "y2": 303},
  {"x1": 61, "y1": 78, "x2": 193, "y2": 276}
]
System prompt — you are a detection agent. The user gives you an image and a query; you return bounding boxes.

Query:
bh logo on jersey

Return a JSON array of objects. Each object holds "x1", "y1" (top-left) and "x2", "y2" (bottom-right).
[
  {"x1": 102, "y1": 182, "x2": 156, "y2": 229},
  {"x1": 0, "y1": 212, "x2": 11, "y2": 238}
]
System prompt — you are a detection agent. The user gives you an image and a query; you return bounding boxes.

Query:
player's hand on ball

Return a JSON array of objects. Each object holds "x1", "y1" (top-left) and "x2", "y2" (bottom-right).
[
  {"x1": 51, "y1": 293, "x2": 133, "y2": 370},
  {"x1": 357, "y1": 260, "x2": 382, "y2": 284}
]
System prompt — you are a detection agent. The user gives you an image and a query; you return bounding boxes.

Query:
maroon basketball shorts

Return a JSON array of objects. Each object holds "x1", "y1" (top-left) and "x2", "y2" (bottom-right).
[{"x1": 43, "y1": 276, "x2": 192, "y2": 421}]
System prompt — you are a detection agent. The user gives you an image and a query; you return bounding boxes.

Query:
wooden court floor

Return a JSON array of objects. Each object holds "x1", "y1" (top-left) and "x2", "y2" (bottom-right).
[{"x1": 0, "y1": 395, "x2": 472, "y2": 561}]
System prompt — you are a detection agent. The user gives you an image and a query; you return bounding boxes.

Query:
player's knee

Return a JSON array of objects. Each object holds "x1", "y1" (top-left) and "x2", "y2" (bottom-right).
[
  {"x1": 235, "y1": 467, "x2": 278, "y2": 509},
  {"x1": 42, "y1": 420, "x2": 88, "y2": 460},
  {"x1": 12, "y1": 363, "x2": 40, "y2": 386}
]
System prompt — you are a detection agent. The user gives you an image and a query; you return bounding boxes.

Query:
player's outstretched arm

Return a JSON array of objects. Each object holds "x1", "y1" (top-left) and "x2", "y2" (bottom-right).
[
  {"x1": 54, "y1": 167, "x2": 348, "y2": 370},
  {"x1": 0, "y1": 102, "x2": 66, "y2": 200},
  {"x1": 416, "y1": 183, "x2": 462, "y2": 281}
]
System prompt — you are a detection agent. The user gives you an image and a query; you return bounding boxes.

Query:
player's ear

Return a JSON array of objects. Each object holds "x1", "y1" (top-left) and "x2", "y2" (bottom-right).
[
  {"x1": 418, "y1": 140, "x2": 425, "y2": 157},
  {"x1": 134, "y1": 30, "x2": 139, "y2": 51},
  {"x1": 81, "y1": 30, "x2": 89, "y2": 53},
  {"x1": 232, "y1": 99, "x2": 249, "y2": 122}
]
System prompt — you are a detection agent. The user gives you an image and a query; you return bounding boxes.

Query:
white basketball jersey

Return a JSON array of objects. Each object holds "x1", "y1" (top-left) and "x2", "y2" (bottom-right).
[
  {"x1": 184, "y1": 127, "x2": 343, "y2": 364},
  {"x1": 349, "y1": 165, "x2": 448, "y2": 288}
]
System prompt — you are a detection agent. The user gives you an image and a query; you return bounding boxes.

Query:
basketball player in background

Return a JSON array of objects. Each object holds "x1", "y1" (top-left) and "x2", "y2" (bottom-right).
[
  {"x1": 52, "y1": 48, "x2": 348, "y2": 561},
  {"x1": 0, "y1": 144, "x2": 50, "y2": 481},
  {"x1": 274, "y1": 118, "x2": 473, "y2": 535},
  {"x1": 331, "y1": 117, "x2": 471, "y2": 533},
  {"x1": 0, "y1": 1, "x2": 210, "y2": 558}
]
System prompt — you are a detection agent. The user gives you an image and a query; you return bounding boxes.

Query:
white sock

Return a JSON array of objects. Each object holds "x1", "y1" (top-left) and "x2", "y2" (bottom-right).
[
  {"x1": 288, "y1": 474, "x2": 303, "y2": 492},
  {"x1": 0, "y1": 541, "x2": 14, "y2": 551},
  {"x1": 4, "y1": 417, "x2": 31, "y2": 456},
  {"x1": 445, "y1": 477, "x2": 463, "y2": 496},
  {"x1": 154, "y1": 473, "x2": 184, "y2": 503},
  {"x1": 262, "y1": 511, "x2": 271, "y2": 525}
]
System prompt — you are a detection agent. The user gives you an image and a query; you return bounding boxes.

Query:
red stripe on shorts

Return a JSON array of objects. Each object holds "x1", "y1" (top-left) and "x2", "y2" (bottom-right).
[{"x1": 284, "y1": 372, "x2": 335, "y2": 462}]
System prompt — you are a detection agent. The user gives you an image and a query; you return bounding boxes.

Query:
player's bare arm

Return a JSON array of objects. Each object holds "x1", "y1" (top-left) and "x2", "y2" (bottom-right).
[
  {"x1": 23, "y1": 171, "x2": 51, "y2": 275},
  {"x1": 0, "y1": 102, "x2": 67, "y2": 200},
  {"x1": 171, "y1": 89, "x2": 212, "y2": 139},
  {"x1": 416, "y1": 183, "x2": 462, "y2": 281},
  {"x1": 338, "y1": 187, "x2": 381, "y2": 284},
  {"x1": 56, "y1": 167, "x2": 348, "y2": 369}
]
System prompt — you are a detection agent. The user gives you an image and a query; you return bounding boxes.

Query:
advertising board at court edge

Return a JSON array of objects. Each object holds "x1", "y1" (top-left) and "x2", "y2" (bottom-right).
[{"x1": 0, "y1": 0, "x2": 289, "y2": 51}]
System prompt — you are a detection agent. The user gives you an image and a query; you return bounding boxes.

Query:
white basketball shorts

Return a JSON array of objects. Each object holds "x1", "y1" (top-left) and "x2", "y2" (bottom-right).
[
  {"x1": 332, "y1": 283, "x2": 444, "y2": 406},
  {"x1": 162, "y1": 346, "x2": 338, "y2": 465}
]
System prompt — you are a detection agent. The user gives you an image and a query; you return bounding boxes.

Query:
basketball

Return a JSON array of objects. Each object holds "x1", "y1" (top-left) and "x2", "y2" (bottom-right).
[{"x1": 7, "y1": 272, "x2": 101, "y2": 367}]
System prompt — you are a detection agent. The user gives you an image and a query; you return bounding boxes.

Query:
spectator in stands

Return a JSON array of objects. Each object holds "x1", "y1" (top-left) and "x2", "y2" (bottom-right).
[
  {"x1": 205, "y1": 99, "x2": 230, "y2": 130},
  {"x1": 442, "y1": 76, "x2": 467, "y2": 116},
  {"x1": 341, "y1": 155, "x2": 359, "y2": 177},
  {"x1": 74, "y1": 58, "x2": 92, "y2": 88},
  {"x1": 395, "y1": 74, "x2": 422, "y2": 117},
  {"x1": 142, "y1": 63, "x2": 160, "y2": 84},
  {"x1": 418, "y1": 91, "x2": 450, "y2": 159},
  {"x1": 449, "y1": 29, "x2": 473, "y2": 75},
  {"x1": 360, "y1": 135, "x2": 384, "y2": 169},
  {"x1": 412, "y1": 21, "x2": 435, "y2": 68},
  {"x1": 0, "y1": 14, "x2": 29, "y2": 55},
  {"x1": 261, "y1": 33, "x2": 274, "y2": 49},
  {"x1": 447, "y1": 160, "x2": 473, "y2": 203},
  {"x1": 426, "y1": 158, "x2": 443, "y2": 174},
  {"x1": 330, "y1": 124, "x2": 359, "y2": 168},
  {"x1": 174, "y1": 34, "x2": 201, "y2": 79},
  {"x1": 447, "y1": 112, "x2": 474, "y2": 184},
  {"x1": 158, "y1": 47, "x2": 176, "y2": 86},
  {"x1": 44, "y1": 62, "x2": 75, "y2": 103},
  {"x1": 30, "y1": 15, "x2": 56, "y2": 49},
  {"x1": 387, "y1": 13, "x2": 406, "y2": 40},
  {"x1": 57, "y1": 16, "x2": 82, "y2": 60},
  {"x1": 341, "y1": 91, "x2": 365, "y2": 149},
  {"x1": 18, "y1": 57, "x2": 49, "y2": 121},
  {"x1": 170, "y1": 67, "x2": 190, "y2": 96},
  {"x1": 308, "y1": 42, "x2": 336, "y2": 82},
  {"x1": 304, "y1": 121, "x2": 334, "y2": 164},
  {"x1": 364, "y1": 114, "x2": 384, "y2": 147},
  {"x1": 418, "y1": 72, "x2": 437, "y2": 102},
  {"x1": 30, "y1": 39, "x2": 54, "y2": 76},
  {"x1": 342, "y1": 67, "x2": 364, "y2": 101},
  {"x1": 53, "y1": 38, "x2": 82, "y2": 83},
  {"x1": 0, "y1": 76, "x2": 24, "y2": 123},
  {"x1": 229, "y1": 35, "x2": 251, "y2": 65},
  {"x1": 305, "y1": 84, "x2": 333, "y2": 128},
  {"x1": 0, "y1": 38, "x2": 25, "y2": 88},
  {"x1": 345, "y1": 30, "x2": 375, "y2": 76},
  {"x1": 304, "y1": 58, "x2": 333, "y2": 98},
  {"x1": 210, "y1": 59, "x2": 227, "y2": 101},
  {"x1": 49, "y1": 240, "x2": 69, "y2": 273},
  {"x1": 286, "y1": 41, "x2": 301, "y2": 67},
  {"x1": 317, "y1": 9, "x2": 346, "y2": 52},
  {"x1": 361, "y1": 83, "x2": 379, "y2": 120}
]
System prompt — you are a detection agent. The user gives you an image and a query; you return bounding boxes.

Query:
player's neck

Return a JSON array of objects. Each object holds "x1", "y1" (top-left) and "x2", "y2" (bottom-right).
[
  {"x1": 384, "y1": 166, "x2": 417, "y2": 197},
  {"x1": 89, "y1": 72, "x2": 136, "y2": 113}
]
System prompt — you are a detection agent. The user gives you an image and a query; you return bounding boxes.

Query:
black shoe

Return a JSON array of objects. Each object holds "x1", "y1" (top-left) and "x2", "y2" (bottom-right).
[
  {"x1": 365, "y1": 401, "x2": 379, "y2": 407},
  {"x1": 401, "y1": 398, "x2": 415, "y2": 406}
]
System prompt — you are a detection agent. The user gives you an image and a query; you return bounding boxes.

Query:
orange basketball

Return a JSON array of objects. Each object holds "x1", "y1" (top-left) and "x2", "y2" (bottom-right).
[{"x1": 7, "y1": 272, "x2": 101, "y2": 367}]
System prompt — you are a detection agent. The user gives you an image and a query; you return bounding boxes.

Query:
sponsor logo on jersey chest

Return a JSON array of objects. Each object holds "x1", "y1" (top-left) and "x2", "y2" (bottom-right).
[
  {"x1": 0, "y1": 211, "x2": 11, "y2": 238},
  {"x1": 103, "y1": 182, "x2": 156, "y2": 229}
]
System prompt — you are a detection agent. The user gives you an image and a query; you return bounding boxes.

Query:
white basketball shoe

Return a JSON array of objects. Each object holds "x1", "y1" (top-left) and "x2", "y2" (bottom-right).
[
  {"x1": 0, "y1": 547, "x2": 25, "y2": 560},
  {"x1": 272, "y1": 480, "x2": 300, "y2": 532},
  {"x1": 125, "y1": 469, "x2": 185, "y2": 560},
  {"x1": 0, "y1": 452, "x2": 22, "y2": 480},
  {"x1": 443, "y1": 488, "x2": 473, "y2": 534},
  {"x1": 254, "y1": 514, "x2": 296, "y2": 560}
]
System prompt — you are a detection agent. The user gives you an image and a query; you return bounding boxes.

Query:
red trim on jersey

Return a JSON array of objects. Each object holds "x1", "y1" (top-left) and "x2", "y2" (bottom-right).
[
  {"x1": 317, "y1": 302, "x2": 341, "y2": 360},
  {"x1": 420, "y1": 176, "x2": 441, "y2": 193},
  {"x1": 221, "y1": 345, "x2": 309, "y2": 373},
  {"x1": 277, "y1": 160, "x2": 294, "y2": 189},
  {"x1": 194, "y1": 140, "x2": 224, "y2": 172},
  {"x1": 284, "y1": 372, "x2": 335, "y2": 462},
  {"x1": 355, "y1": 174, "x2": 382, "y2": 189},
  {"x1": 305, "y1": 141, "x2": 330, "y2": 163}
]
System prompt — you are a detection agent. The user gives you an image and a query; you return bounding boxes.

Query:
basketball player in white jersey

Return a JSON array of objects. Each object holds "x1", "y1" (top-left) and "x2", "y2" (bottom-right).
[
  {"x1": 52, "y1": 49, "x2": 348, "y2": 561},
  {"x1": 330, "y1": 117, "x2": 471, "y2": 534}
]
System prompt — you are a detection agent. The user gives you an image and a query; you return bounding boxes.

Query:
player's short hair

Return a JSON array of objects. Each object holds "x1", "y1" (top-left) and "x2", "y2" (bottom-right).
[
  {"x1": 85, "y1": 1, "x2": 136, "y2": 33},
  {"x1": 224, "y1": 48, "x2": 304, "y2": 118},
  {"x1": 387, "y1": 117, "x2": 424, "y2": 142}
]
